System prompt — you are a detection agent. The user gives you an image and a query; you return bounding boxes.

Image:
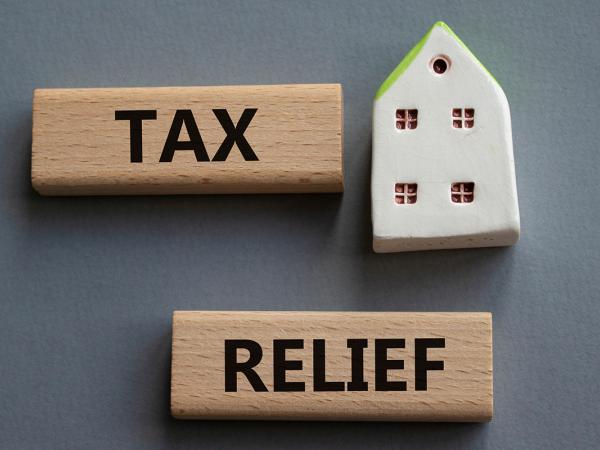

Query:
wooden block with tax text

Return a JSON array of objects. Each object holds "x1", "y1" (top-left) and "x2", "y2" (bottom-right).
[
  {"x1": 171, "y1": 311, "x2": 493, "y2": 421},
  {"x1": 31, "y1": 84, "x2": 343, "y2": 195}
]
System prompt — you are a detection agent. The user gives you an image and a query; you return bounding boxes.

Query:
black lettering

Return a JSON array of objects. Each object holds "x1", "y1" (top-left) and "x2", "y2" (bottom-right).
[
  {"x1": 115, "y1": 110, "x2": 157, "y2": 162},
  {"x1": 211, "y1": 108, "x2": 259, "y2": 161},
  {"x1": 224, "y1": 340, "x2": 268, "y2": 392},
  {"x1": 415, "y1": 338, "x2": 445, "y2": 391},
  {"x1": 347, "y1": 339, "x2": 368, "y2": 391},
  {"x1": 159, "y1": 109, "x2": 209, "y2": 162},
  {"x1": 313, "y1": 339, "x2": 344, "y2": 391},
  {"x1": 375, "y1": 339, "x2": 406, "y2": 391},
  {"x1": 273, "y1": 339, "x2": 304, "y2": 392}
]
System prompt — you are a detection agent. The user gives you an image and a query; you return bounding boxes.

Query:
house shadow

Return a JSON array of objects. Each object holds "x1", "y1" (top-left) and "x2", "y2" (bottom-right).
[{"x1": 337, "y1": 141, "x2": 518, "y2": 315}]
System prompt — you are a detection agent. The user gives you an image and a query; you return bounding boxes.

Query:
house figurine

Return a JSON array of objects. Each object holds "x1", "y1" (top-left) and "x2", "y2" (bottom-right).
[{"x1": 371, "y1": 21, "x2": 520, "y2": 252}]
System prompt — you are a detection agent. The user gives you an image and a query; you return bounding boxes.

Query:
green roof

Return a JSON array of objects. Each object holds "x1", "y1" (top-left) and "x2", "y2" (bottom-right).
[{"x1": 375, "y1": 21, "x2": 498, "y2": 100}]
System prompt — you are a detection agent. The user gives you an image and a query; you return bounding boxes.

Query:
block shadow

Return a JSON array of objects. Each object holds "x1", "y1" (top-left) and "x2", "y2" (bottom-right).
[
  {"x1": 152, "y1": 329, "x2": 489, "y2": 450},
  {"x1": 15, "y1": 106, "x2": 343, "y2": 253}
]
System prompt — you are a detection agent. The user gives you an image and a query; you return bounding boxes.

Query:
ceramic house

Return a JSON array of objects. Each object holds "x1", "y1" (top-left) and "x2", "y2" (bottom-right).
[{"x1": 371, "y1": 22, "x2": 520, "y2": 252}]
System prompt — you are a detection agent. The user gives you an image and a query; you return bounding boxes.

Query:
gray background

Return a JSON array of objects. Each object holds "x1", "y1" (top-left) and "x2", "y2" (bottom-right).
[{"x1": 1, "y1": 0, "x2": 598, "y2": 448}]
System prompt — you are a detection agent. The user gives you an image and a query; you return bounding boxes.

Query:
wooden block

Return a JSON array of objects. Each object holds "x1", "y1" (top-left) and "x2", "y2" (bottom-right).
[
  {"x1": 32, "y1": 84, "x2": 343, "y2": 195},
  {"x1": 171, "y1": 311, "x2": 493, "y2": 421}
]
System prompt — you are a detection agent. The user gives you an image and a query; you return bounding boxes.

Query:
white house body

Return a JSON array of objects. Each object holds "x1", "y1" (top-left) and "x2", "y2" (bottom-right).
[{"x1": 371, "y1": 22, "x2": 520, "y2": 252}]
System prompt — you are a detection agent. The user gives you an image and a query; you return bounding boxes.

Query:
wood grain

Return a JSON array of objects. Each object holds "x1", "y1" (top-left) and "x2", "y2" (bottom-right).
[
  {"x1": 32, "y1": 84, "x2": 343, "y2": 195},
  {"x1": 171, "y1": 311, "x2": 493, "y2": 421}
]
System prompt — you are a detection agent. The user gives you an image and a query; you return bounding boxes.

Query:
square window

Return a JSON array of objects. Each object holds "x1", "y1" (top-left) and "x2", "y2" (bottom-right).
[
  {"x1": 452, "y1": 108, "x2": 475, "y2": 129},
  {"x1": 451, "y1": 182, "x2": 475, "y2": 203},
  {"x1": 395, "y1": 183, "x2": 418, "y2": 204},
  {"x1": 396, "y1": 109, "x2": 418, "y2": 130}
]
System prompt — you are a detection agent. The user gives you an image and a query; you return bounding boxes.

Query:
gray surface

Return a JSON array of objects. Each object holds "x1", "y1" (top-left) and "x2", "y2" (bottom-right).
[{"x1": 1, "y1": 0, "x2": 599, "y2": 448}]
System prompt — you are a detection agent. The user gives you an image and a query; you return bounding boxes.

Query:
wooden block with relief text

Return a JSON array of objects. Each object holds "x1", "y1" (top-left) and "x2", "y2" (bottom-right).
[
  {"x1": 32, "y1": 84, "x2": 343, "y2": 195},
  {"x1": 171, "y1": 311, "x2": 493, "y2": 421}
]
